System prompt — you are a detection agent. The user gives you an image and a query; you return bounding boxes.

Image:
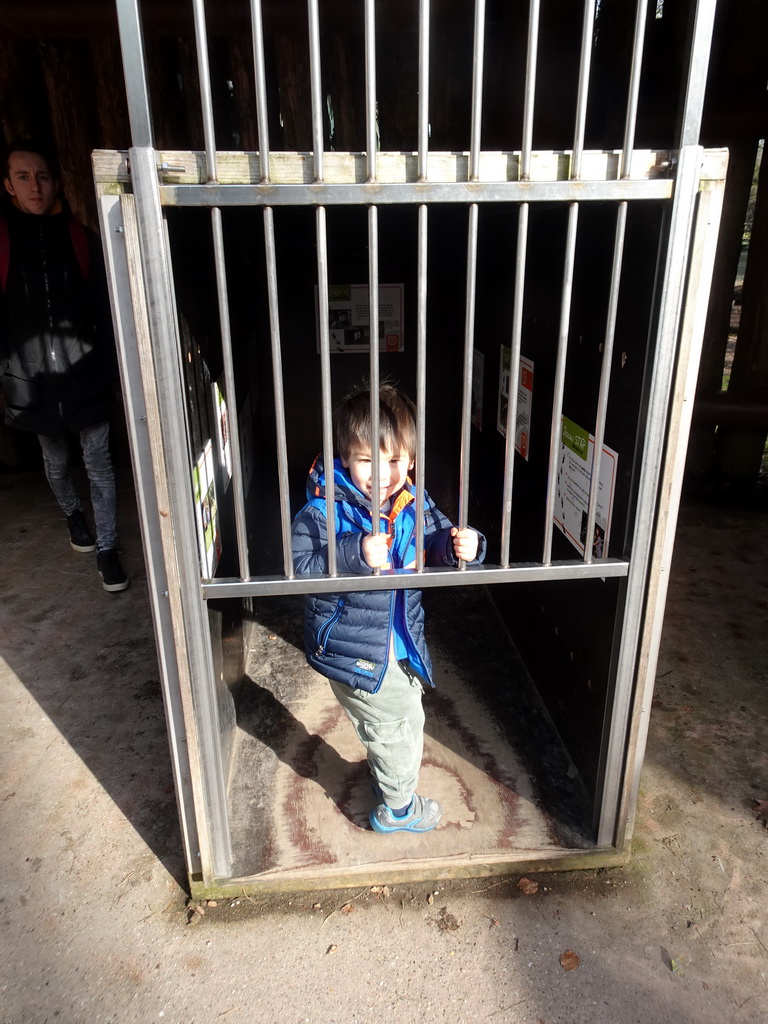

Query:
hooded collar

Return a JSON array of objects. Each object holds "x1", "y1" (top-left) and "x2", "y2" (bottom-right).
[{"x1": 307, "y1": 454, "x2": 415, "y2": 527}]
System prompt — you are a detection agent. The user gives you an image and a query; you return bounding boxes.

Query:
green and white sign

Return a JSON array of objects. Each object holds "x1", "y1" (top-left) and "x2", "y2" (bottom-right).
[{"x1": 554, "y1": 417, "x2": 618, "y2": 559}]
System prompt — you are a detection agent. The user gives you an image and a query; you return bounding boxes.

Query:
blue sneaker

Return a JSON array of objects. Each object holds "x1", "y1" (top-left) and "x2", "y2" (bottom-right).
[{"x1": 370, "y1": 794, "x2": 442, "y2": 834}]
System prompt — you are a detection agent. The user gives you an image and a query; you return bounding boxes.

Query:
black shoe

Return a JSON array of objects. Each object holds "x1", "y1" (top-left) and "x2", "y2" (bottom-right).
[
  {"x1": 97, "y1": 549, "x2": 130, "y2": 592},
  {"x1": 67, "y1": 509, "x2": 97, "y2": 552}
]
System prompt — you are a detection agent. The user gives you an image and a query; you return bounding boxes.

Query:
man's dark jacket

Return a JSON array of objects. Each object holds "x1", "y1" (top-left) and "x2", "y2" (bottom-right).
[{"x1": 0, "y1": 199, "x2": 116, "y2": 436}]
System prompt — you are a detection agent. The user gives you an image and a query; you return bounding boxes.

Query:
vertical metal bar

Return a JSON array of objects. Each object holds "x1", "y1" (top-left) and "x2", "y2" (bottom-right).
[
  {"x1": 596, "y1": 5, "x2": 719, "y2": 851},
  {"x1": 417, "y1": 0, "x2": 431, "y2": 181},
  {"x1": 415, "y1": 204, "x2": 428, "y2": 572},
  {"x1": 364, "y1": 0, "x2": 379, "y2": 528},
  {"x1": 191, "y1": 0, "x2": 218, "y2": 182},
  {"x1": 98, "y1": 191, "x2": 201, "y2": 882},
  {"x1": 114, "y1": 0, "x2": 154, "y2": 148},
  {"x1": 542, "y1": 202, "x2": 579, "y2": 564},
  {"x1": 129, "y1": 145, "x2": 232, "y2": 880},
  {"x1": 415, "y1": 0, "x2": 430, "y2": 569},
  {"x1": 262, "y1": 208, "x2": 295, "y2": 579},
  {"x1": 458, "y1": 203, "x2": 479, "y2": 562},
  {"x1": 364, "y1": 0, "x2": 378, "y2": 182},
  {"x1": 619, "y1": 176, "x2": 726, "y2": 851},
  {"x1": 520, "y1": 0, "x2": 541, "y2": 180},
  {"x1": 308, "y1": 0, "x2": 333, "y2": 573},
  {"x1": 500, "y1": 203, "x2": 529, "y2": 567},
  {"x1": 249, "y1": 0, "x2": 271, "y2": 181},
  {"x1": 584, "y1": 202, "x2": 627, "y2": 564},
  {"x1": 362, "y1": 0, "x2": 380, "y2": 558},
  {"x1": 308, "y1": 0, "x2": 325, "y2": 181},
  {"x1": 368, "y1": 205, "x2": 381, "y2": 539},
  {"x1": 620, "y1": 0, "x2": 650, "y2": 179},
  {"x1": 596, "y1": 145, "x2": 704, "y2": 847},
  {"x1": 211, "y1": 208, "x2": 250, "y2": 578},
  {"x1": 571, "y1": 0, "x2": 596, "y2": 180},
  {"x1": 462, "y1": 0, "x2": 487, "y2": 552},
  {"x1": 468, "y1": 0, "x2": 487, "y2": 182},
  {"x1": 315, "y1": 207, "x2": 337, "y2": 577},
  {"x1": 678, "y1": 0, "x2": 719, "y2": 149}
]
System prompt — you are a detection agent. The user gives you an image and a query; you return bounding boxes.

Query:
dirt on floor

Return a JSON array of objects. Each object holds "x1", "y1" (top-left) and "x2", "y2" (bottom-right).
[{"x1": 0, "y1": 470, "x2": 766, "y2": 1024}]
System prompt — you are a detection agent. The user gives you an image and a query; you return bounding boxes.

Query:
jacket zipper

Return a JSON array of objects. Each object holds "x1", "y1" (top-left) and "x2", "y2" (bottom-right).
[
  {"x1": 315, "y1": 596, "x2": 345, "y2": 655},
  {"x1": 372, "y1": 592, "x2": 396, "y2": 693},
  {"x1": 399, "y1": 511, "x2": 433, "y2": 685}
]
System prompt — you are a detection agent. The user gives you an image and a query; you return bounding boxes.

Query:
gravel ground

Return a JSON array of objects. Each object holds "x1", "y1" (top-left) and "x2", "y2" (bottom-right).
[{"x1": 1, "y1": 472, "x2": 766, "y2": 1024}]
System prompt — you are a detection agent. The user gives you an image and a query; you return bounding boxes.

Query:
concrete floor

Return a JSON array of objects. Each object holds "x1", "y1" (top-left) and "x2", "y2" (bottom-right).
[
  {"x1": 1, "y1": 468, "x2": 767, "y2": 1024},
  {"x1": 229, "y1": 586, "x2": 596, "y2": 887}
]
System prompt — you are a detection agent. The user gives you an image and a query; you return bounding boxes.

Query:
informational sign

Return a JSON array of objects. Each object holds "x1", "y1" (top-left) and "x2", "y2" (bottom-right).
[
  {"x1": 471, "y1": 349, "x2": 484, "y2": 430},
  {"x1": 316, "y1": 283, "x2": 404, "y2": 353},
  {"x1": 193, "y1": 439, "x2": 222, "y2": 577},
  {"x1": 497, "y1": 347, "x2": 534, "y2": 462},
  {"x1": 212, "y1": 378, "x2": 232, "y2": 490},
  {"x1": 554, "y1": 416, "x2": 618, "y2": 558}
]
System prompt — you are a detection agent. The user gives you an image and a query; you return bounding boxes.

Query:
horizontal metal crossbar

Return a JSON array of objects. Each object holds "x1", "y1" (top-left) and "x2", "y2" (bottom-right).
[
  {"x1": 160, "y1": 179, "x2": 674, "y2": 207},
  {"x1": 200, "y1": 559, "x2": 630, "y2": 600}
]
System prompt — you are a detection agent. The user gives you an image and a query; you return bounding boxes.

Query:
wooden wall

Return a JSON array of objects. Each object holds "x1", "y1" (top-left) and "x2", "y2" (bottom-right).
[{"x1": 1, "y1": 0, "x2": 767, "y2": 485}]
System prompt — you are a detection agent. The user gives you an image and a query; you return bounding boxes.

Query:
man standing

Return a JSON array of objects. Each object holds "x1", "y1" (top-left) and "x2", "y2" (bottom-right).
[{"x1": 1, "y1": 139, "x2": 128, "y2": 592}]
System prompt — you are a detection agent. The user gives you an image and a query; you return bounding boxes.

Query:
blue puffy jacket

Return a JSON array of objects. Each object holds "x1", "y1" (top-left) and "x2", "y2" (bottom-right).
[{"x1": 291, "y1": 455, "x2": 486, "y2": 693}]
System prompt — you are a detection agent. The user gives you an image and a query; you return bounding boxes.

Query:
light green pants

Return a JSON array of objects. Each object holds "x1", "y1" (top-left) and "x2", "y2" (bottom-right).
[{"x1": 330, "y1": 660, "x2": 426, "y2": 810}]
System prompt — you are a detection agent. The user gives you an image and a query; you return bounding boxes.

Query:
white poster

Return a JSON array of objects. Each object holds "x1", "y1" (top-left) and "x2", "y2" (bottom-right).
[
  {"x1": 497, "y1": 347, "x2": 534, "y2": 462},
  {"x1": 316, "y1": 283, "x2": 404, "y2": 353},
  {"x1": 212, "y1": 378, "x2": 232, "y2": 490},
  {"x1": 193, "y1": 440, "x2": 222, "y2": 577},
  {"x1": 553, "y1": 416, "x2": 618, "y2": 558}
]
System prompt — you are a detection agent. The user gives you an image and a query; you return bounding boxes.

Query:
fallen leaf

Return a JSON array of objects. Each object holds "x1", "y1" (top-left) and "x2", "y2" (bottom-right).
[
  {"x1": 490, "y1": 918, "x2": 500, "y2": 928},
  {"x1": 370, "y1": 886, "x2": 382, "y2": 894},
  {"x1": 559, "y1": 950, "x2": 581, "y2": 971},
  {"x1": 517, "y1": 877, "x2": 539, "y2": 895},
  {"x1": 341, "y1": 903, "x2": 355, "y2": 914},
  {"x1": 427, "y1": 894, "x2": 434, "y2": 905},
  {"x1": 382, "y1": 885, "x2": 391, "y2": 898}
]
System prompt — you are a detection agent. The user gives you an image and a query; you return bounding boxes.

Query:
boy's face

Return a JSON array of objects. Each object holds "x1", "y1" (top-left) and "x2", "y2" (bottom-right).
[
  {"x1": 4, "y1": 151, "x2": 59, "y2": 216},
  {"x1": 342, "y1": 445, "x2": 413, "y2": 505}
]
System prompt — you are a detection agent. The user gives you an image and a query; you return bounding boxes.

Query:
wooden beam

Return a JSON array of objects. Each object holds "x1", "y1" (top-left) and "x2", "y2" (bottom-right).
[{"x1": 92, "y1": 147, "x2": 728, "y2": 190}]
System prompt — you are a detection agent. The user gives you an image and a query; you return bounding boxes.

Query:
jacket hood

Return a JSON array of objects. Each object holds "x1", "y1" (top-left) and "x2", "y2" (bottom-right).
[
  {"x1": 306, "y1": 453, "x2": 416, "y2": 524},
  {"x1": 306, "y1": 453, "x2": 363, "y2": 506}
]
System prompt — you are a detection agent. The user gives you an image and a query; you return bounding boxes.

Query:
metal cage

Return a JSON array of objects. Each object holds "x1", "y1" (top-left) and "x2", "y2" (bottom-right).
[{"x1": 95, "y1": 0, "x2": 725, "y2": 894}]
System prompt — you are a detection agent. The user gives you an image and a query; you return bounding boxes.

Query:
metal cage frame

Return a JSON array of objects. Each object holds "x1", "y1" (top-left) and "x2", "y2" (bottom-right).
[{"x1": 95, "y1": 0, "x2": 724, "y2": 891}]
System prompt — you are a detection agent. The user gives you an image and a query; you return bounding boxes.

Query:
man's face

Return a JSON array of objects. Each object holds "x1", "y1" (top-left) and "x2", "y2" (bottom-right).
[
  {"x1": 4, "y1": 151, "x2": 59, "y2": 216},
  {"x1": 342, "y1": 445, "x2": 413, "y2": 505}
]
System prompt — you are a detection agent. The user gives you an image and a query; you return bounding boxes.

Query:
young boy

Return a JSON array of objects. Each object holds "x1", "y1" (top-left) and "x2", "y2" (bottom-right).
[{"x1": 291, "y1": 383, "x2": 486, "y2": 834}]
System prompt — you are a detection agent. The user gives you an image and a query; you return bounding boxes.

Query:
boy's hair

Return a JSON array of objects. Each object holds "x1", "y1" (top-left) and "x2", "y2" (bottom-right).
[
  {"x1": 3, "y1": 138, "x2": 59, "y2": 182},
  {"x1": 336, "y1": 382, "x2": 417, "y2": 462}
]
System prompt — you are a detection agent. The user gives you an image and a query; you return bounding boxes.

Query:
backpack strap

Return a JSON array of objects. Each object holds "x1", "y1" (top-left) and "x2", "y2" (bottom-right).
[
  {"x1": 0, "y1": 217, "x2": 9, "y2": 291},
  {"x1": 0, "y1": 215, "x2": 90, "y2": 291}
]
